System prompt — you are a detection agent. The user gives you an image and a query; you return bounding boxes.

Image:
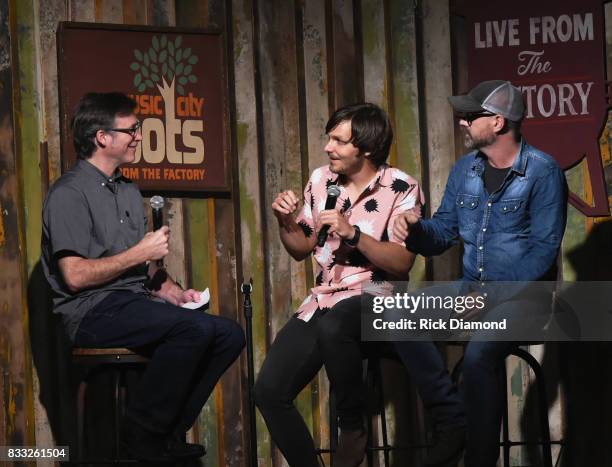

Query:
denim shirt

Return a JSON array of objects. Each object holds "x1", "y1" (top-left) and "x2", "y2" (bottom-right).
[{"x1": 406, "y1": 140, "x2": 568, "y2": 283}]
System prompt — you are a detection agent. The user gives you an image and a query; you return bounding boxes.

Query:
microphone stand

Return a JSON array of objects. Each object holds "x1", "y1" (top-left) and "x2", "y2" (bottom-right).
[{"x1": 241, "y1": 279, "x2": 258, "y2": 467}]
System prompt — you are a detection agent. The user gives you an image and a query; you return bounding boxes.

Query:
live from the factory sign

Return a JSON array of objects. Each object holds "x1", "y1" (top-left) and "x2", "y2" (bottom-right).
[
  {"x1": 454, "y1": 0, "x2": 610, "y2": 216},
  {"x1": 58, "y1": 22, "x2": 230, "y2": 192}
]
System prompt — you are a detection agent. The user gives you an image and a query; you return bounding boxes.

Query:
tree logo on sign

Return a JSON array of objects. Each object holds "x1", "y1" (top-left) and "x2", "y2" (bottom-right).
[{"x1": 127, "y1": 34, "x2": 205, "y2": 167}]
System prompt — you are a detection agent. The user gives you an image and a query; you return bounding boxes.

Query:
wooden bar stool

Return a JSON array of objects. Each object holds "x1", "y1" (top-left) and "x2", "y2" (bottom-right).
[{"x1": 72, "y1": 348, "x2": 149, "y2": 463}]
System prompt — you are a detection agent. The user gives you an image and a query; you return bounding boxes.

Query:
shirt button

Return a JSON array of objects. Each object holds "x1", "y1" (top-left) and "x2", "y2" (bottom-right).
[
  {"x1": 482, "y1": 228, "x2": 487, "y2": 232},
  {"x1": 120, "y1": 219, "x2": 124, "y2": 223},
  {"x1": 101, "y1": 182, "x2": 105, "y2": 186},
  {"x1": 479, "y1": 246, "x2": 483, "y2": 250},
  {"x1": 503, "y1": 206, "x2": 507, "y2": 211},
  {"x1": 487, "y1": 202, "x2": 492, "y2": 207},
  {"x1": 479, "y1": 267, "x2": 483, "y2": 272}
]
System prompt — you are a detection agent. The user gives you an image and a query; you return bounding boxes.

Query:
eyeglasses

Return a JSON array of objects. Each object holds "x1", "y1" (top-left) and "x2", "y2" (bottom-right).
[
  {"x1": 456, "y1": 112, "x2": 497, "y2": 127},
  {"x1": 110, "y1": 120, "x2": 142, "y2": 138}
]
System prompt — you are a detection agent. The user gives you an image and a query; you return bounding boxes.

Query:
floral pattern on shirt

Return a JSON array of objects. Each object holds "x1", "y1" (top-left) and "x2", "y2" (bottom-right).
[{"x1": 294, "y1": 164, "x2": 423, "y2": 321}]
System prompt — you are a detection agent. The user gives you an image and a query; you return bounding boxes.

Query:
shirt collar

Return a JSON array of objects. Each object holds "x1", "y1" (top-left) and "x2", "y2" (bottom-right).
[
  {"x1": 510, "y1": 139, "x2": 528, "y2": 175},
  {"x1": 366, "y1": 164, "x2": 387, "y2": 192},
  {"x1": 473, "y1": 139, "x2": 526, "y2": 176},
  {"x1": 78, "y1": 159, "x2": 123, "y2": 189},
  {"x1": 334, "y1": 164, "x2": 387, "y2": 194}
]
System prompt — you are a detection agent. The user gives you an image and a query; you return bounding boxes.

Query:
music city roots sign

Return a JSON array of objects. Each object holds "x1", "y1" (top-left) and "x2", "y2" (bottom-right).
[
  {"x1": 58, "y1": 22, "x2": 229, "y2": 192},
  {"x1": 453, "y1": 0, "x2": 610, "y2": 216}
]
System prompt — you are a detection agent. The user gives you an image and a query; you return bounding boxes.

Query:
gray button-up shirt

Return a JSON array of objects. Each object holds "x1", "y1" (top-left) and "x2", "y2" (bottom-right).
[{"x1": 42, "y1": 159, "x2": 149, "y2": 341}]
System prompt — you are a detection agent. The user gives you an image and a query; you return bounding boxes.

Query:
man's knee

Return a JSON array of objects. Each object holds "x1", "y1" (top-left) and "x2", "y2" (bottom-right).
[
  {"x1": 253, "y1": 377, "x2": 285, "y2": 412},
  {"x1": 216, "y1": 317, "x2": 246, "y2": 354},
  {"x1": 170, "y1": 315, "x2": 216, "y2": 348}
]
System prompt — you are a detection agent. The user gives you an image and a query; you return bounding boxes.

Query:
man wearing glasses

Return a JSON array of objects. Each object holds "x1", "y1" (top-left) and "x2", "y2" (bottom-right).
[
  {"x1": 41, "y1": 92, "x2": 245, "y2": 462},
  {"x1": 392, "y1": 81, "x2": 567, "y2": 466}
]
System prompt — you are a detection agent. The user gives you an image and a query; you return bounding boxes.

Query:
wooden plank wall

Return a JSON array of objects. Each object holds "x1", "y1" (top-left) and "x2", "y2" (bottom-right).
[
  {"x1": 5, "y1": 0, "x2": 612, "y2": 466},
  {"x1": 2, "y1": 0, "x2": 464, "y2": 465},
  {"x1": 0, "y1": 0, "x2": 36, "y2": 452}
]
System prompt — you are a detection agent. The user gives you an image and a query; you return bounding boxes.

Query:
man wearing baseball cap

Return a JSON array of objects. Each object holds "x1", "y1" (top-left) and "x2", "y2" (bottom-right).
[{"x1": 391, "y1": 80, "x2": 568, "y2": 466}]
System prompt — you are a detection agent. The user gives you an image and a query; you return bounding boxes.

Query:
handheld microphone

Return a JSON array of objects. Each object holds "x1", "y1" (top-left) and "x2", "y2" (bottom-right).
[
  {"x1": 150, "y1": 196, "x2": 165, "y2": 231},
  {"x1": 149, "y1": 196, "x2": 165, "y2": 267},
  {"x1": 316, "y1": 185, "x2": 341, "y2": 247}
]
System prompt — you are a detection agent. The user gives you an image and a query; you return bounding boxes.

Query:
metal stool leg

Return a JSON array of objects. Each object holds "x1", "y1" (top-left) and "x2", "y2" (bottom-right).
[
  {"x1": 375, "y1": 360, "x2": 391, "y2": 467},
  {"x1": 330, "y1": 390, "x2": 338, "y2": 465},
  {"x1": 366, "y1": 357, "x2": 391, "y2": 467},
  {"x1": 502, "y1": 362, "x2": 510, "y2": 467},
  {"x1": 366, "y1": 361, "x2": 375, "y2": 467},
  {"x1": 113, "y1": 368, "x2": 121, "y2": 459},
  {"x1": 513, "y1": 348, "x2": 553, "y2": 467},
  {"x1": 76, "y1": 380, "x2": 87, "y2": 460}
]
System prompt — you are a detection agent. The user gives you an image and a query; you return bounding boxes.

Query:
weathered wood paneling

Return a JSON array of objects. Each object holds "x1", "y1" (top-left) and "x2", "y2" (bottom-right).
[
  {"x1": 256, "y1": 1, "x2": 311, "y2": 464},
  {"x1": 299, "y1": 0, "x2": 333, "y2": 458},
  {"x1": 303, "y1": 0, "x2": 330, "y2": 173},
  {"x1": 420, "y1": 0, "x2": 458, "y2": 281},
  {"x1": 1, "y1": 0, "x2": 35, "y2": 447},
  {"x1": 175, "y1": 1, "x2": 249, "y2": 464},
  {"x1": 231, "y1": 0, "x2": 272, "y2": 464}
]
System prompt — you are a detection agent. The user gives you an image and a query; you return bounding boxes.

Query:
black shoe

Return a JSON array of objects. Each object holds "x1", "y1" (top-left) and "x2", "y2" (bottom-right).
[
  {"x1": 334, "y1": 428, "x2": 367, "y2": 467},
  {"x1": 165, "y1": 434, "x2": 206, "y2": 460},
  {"x1": 122, "y1": 417, "x2": 174, "y2": 463},
  {"x1": 424, "y1": 426, "x2": 466, "y2": 467}
]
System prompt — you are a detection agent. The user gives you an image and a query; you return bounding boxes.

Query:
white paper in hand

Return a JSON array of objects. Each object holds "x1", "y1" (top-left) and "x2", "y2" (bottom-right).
[{"x1": 181, "y1": 288, "x2": 210, "y2": 310}]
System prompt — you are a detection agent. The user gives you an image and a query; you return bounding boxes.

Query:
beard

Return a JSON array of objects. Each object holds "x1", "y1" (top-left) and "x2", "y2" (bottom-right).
[{"x1": 463, "y1": 128, "x2": 496, "y2": 150}]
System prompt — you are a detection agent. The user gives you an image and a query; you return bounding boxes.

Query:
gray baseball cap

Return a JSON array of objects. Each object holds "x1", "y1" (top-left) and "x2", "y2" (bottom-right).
[{"x1": 448, "y1": 80, "x2": 525, "y2": 122}]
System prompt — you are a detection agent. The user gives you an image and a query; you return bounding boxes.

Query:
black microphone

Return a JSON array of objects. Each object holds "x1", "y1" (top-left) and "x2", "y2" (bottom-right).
[
  {"x1": 149, "y1": 196, "x2": 165, "y2": 267},
  {"x1": 317, "y1": 185, "x2": 341, "y2": 247},
  {"x1": 150, "y1": 195, "x2": 165, "y2": 231}
]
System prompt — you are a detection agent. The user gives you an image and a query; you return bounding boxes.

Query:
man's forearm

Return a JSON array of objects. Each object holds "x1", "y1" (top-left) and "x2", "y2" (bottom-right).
[
  {"x1": 356, "y1": 234, "x2": 415, "y2": 279},
  {"x1": 405, "y1": 220, "x2": 457, "y2": 257},
  {"x1": 277, "y1": 216, "x2": 315, "y2": 260},
  {"x1": 59, "y1": 246, "x2": 147, "y2": 293}
]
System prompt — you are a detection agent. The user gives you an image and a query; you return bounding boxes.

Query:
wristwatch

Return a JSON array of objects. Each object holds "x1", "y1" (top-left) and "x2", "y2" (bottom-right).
[{"x1": 343, "y1": 225, "x2": 361, "y2": 247}]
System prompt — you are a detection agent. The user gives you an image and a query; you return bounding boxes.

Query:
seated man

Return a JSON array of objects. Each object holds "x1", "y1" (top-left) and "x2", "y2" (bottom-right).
[
  {"x1": 393, "y1": 80, "x2": 568, "y2": 467},
  {"x1": 254, "y1": 103, "x2": 422, "y2": 467},
  {"x1": 41, "y1": 92, "x2": 245, "y2": 462}
]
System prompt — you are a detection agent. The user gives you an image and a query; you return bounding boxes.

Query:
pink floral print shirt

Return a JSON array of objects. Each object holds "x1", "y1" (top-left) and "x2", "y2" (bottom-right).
[{"x1": 294, "y1": 164, "x2": 422, "y2": 321}]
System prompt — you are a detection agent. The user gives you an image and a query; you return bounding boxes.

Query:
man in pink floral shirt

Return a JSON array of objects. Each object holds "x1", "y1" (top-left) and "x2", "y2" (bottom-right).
[{"x1": 254, "y1": 103, "x2": 421, "y2": 467}]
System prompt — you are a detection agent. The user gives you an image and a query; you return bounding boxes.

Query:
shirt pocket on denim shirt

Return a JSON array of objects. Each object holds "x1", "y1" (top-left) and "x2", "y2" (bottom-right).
[
  {"x1": 456, "y1": 193, "x2": 480, "y2": 230},
  {"x1": 498, "y1": 198, "x2": 526, "y2": 231}
]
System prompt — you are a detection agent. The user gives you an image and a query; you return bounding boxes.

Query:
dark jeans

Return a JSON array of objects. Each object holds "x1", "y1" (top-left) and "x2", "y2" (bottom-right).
[
  {"x1": 395, "y1": 289, "x2": 551, "y2": 467},
  {"x1": 254, "y1": 295, "x2": 371, "y2": 467},
  {"x1": 74, "y1": 291, "x2": 245, "y2": 435}
]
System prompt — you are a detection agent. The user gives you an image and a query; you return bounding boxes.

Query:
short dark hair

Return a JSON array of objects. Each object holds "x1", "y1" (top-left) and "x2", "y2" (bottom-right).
[
  {"x1": 325, "y1": 103, "x2": 393, "y2": 167},
  {"x1": 71, "y1": 92, "x2": 137, "y2": 159}
]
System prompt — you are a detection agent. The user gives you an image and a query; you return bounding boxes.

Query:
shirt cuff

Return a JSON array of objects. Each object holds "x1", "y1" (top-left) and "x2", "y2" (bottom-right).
[{"x1": 404, "y1": 221, "x2": 424, "y2": 253}]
